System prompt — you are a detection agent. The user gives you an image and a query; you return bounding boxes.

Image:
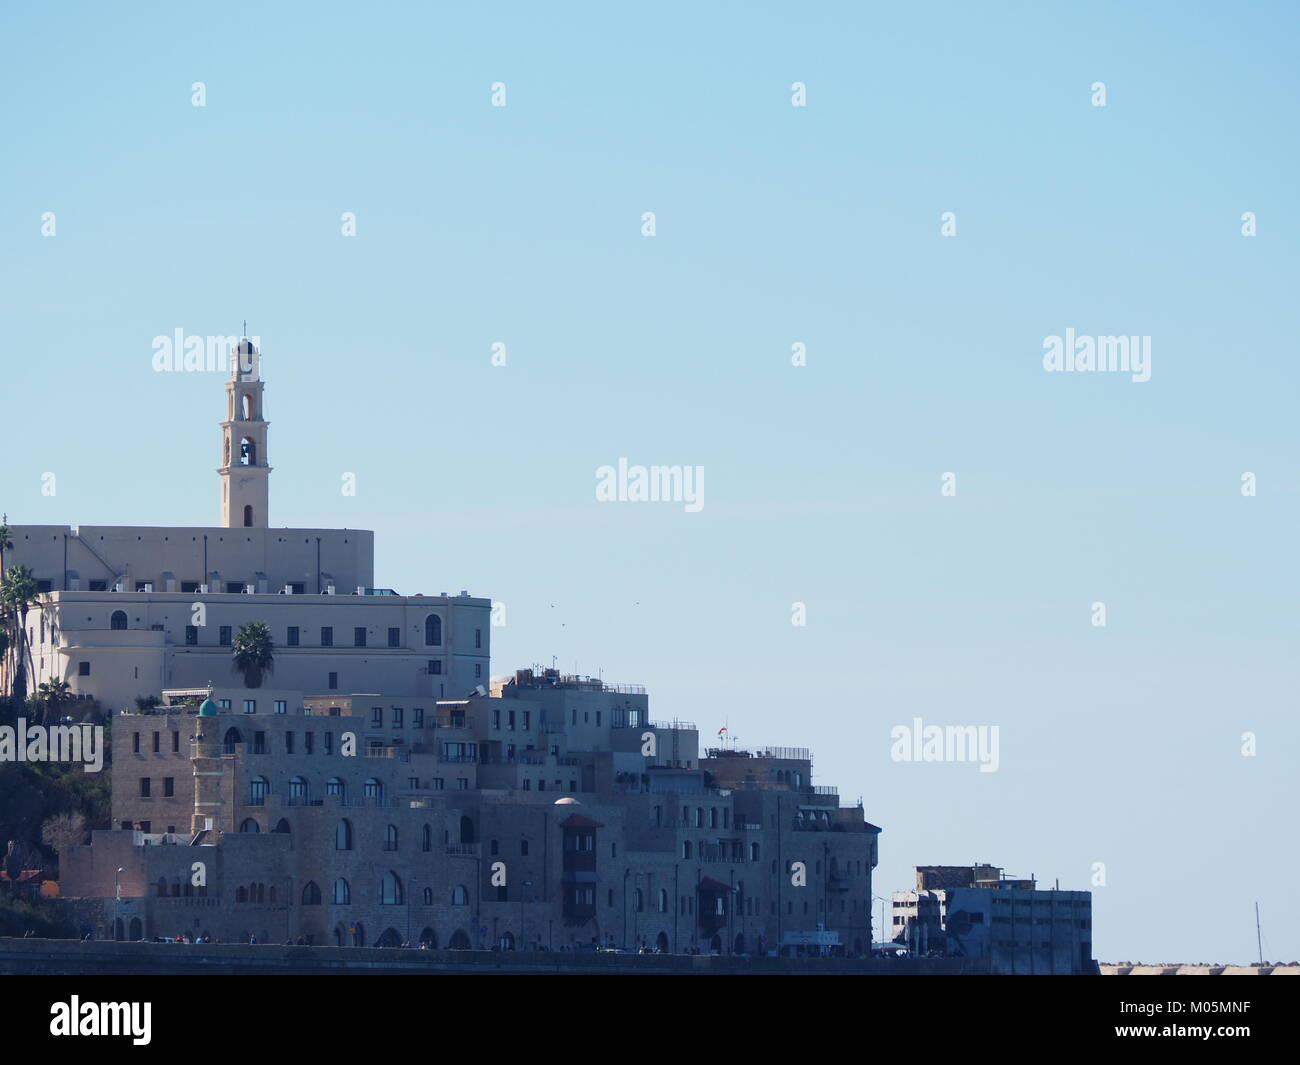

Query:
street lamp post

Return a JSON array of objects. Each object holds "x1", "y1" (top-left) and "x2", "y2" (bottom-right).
[
  {"x1": 115, "y1": 868, "x2": 124, "y2": 901},
  {"x1": 873, "y1": 894, "x2": 891, "y2": 952}
]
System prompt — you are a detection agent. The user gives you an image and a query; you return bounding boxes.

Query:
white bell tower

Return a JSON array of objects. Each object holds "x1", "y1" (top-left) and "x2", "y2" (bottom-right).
[{"x1": 218, "y1": 335, "x2": 271, "y2": 528}]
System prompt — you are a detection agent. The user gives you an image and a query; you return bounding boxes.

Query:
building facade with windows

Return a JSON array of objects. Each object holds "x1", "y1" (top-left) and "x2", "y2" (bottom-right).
[
  {"x1": 13, "y1": 336, "x2": 880, "y2": 954},
  {"x1": 891, "y1": 864, "x2": 1095, "y2": 974}
]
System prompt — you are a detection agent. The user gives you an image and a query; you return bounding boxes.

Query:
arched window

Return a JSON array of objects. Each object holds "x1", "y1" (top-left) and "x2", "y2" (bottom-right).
[
  {"x1": 451, "y1": 885, "x2": 469, "y2": 906},
  {"x1": 682, "y1": 841, "x2": 692, "y2": 859},
  {"x1": 272, "y1": 818, "x2": 290, "y2": 834},
  {"x1": 422, "y1": 824, "x2": 432, "y2": 852},
  {"x1": 634, "y1": 888, "x2": 644, "y2": 912},
  {"x1": 302, "y1": 881, "x2": 322, "y2": 905},
  {"x1": 419, "y1": 927, "x2": 437, "y2": 948},
  {"x1": 377, "y1": 928, "x2": 402, "y2": 948},
  {"x1": 155, "y1": 877, "x2": 167, "y2": 897},
  {"x1": 695, "y1": 807, "x2": 704, "y2": 827},
  {"x1": 236, "y1": 886, "x2": 248, "y2": 903},
  {"x1": 385, "y1": 824, "x2": 399, "y2": 851},
  {"x1": 239, "y1": 437, "x2": 257, "y2": 466},
  {"x1": 243, "y1": 505, "x2": 253, "y2": 528},
  {"x1": 248, "y1": 776, "x2": 268, "y2": 804},
  {"x1": 381, "y1": 871, "x2": 403, "y2": 905},
  {"x1": 326, "y1": 777, "x2": 346, "y2": 800},
  {"x1": 239, "y1": 818, "x2": 259, "y2": 833},
  {"x1": 364, "y1": 778, "x2": 383, "y2": 801},
  {"x1": 288, "y1": 776, "x2": 308, "y2": 802},
  {"x1": 424, "y1": 614, "x2": 442, "y2": 646},
  {"x1": 658, "y1": 888, "x2": 669, "y2": 912},
  {"x1": 110, "y1": 610, "x2": 128, "y2": 631},
  {"x1": 222, "y1": 727, "x2": 242, "y2": 754},
  {"x1": 333, "y1": 878, "x2": 350, "y2": 905},
  {"x1": 335, "y1": 819, "x2": 353, "y2": 851},
  {"x1": 422, "y1": 887, "x2": 433, "y2": 905},
  {"x1": 459, "y1": 815, "x2": 475, "y2": 844}
]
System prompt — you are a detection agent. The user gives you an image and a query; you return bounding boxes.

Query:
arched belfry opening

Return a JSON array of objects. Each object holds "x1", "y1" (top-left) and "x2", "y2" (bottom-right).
[{"x1": 219, "y1": 335, "x2": 271, "y2": 529}]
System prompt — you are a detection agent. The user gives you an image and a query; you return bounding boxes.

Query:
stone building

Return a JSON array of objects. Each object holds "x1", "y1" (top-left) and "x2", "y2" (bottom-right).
[
  {"x1": 891, "y1": 864, "x2": 1095, "y2": 974},
  {"x1": 13, "y1": 336, "x2": 881, "y2": 954}
]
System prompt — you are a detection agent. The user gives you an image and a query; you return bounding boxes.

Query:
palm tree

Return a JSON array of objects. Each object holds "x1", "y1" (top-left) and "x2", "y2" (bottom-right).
[
  {"x1": 0, "y1": 516, "x2": 12, "y2": 583},
  {"x1": 0, "y1": 517, "x2": 12, "y2": 704},
  {"x1": 35, "y1": 678, "x2": 72, "y2": 725},
  {"x1": 1, "y1": 564, "x2": 37, "y2": 704},
  {"x1": 231, "y1": 621, "x2": 274, "y2": 688}
]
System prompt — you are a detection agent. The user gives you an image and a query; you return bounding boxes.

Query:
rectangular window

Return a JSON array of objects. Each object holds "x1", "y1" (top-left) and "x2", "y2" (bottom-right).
[
  {"x1": 89, "y1": 580, "x2": 108, "y2": 592},
  {"x1": 218, "y1": 699, "x2": 231, "y2": 710},
  {"x1": 163, "y1": 777, "x2": 174, "y2": 797},
  {"x1": 219, "y1": 625, "x2": 232, "y2": 646},
  {"x1": 412, "y1": 708, "x2": 424, "y2": 728},
  {"x1": 475, "y1": 664, "x2": 482, "y2": 679},
  {"x1": 305, "y1": 732, "x2": 314, "y2": 754},
  {"x1": 78, "y1": 661, "x2": 90, "y2": 676},
  {"x1": 290, "y1": 582, "x2": 305, "y2": 595},
  {"x1": 285, "y1": 732, "x2": 295, "y2": 754},
  {"x1": 354, "y1": 626, "x2": 366, "y2": 647},
  {"x1": 429, "y1": 660, "x2": 442, "y2": 675},
  {"x1": 408, "y1": 777, "x2": 419, "y2": 789},
  {"x1": 185, "y1": 625, "x2": 198, "y2": 645},
  {"x1": 132, "y1": 732, "x2": 141, "y2": 753},
  {"x1": 328, "y1": 671, "x2": 338, "y2": 690},
  {"x1": 522, "y1": 711, "x2": 530, "y2": 730},
  {"x1": 507, "y1": 710, "x2": 515, "y2": 731},
  {"x1": 456, "y1": 778, "x2": 468, "y2": 790},
  {"x1": 387, "y1": 627, "x2": 400, "y2": 647},
  {"x1": 371, "y1": 706, "x2": 383, "y2": 727},
  {"x1": 475, "y1": 629, "x2": 482, "y2": 648},
  {"x1": 152, "y1": 732, "x2": 160, "y2": 753},
  {"x1": 181, "y1": 581, "x2": 200, "y2": 593},
  {"x1": 492, "y1": 709, "x2": 501, "y2": 730},
  {"x1": 139, "y1": 778, "x2": 151, "y2": 797},
  {"x1": 287, "y1": 626, "x2": 300, "y2": 647},
  {"x1": 392, "y1": 708, "x2": 404, "y2": 728},
  {"x1": 274, "y1": 700, "x2": 287, "y2": 715},
  {"x1": 321, "y1": 626, "x2": 333, "y2": 647},
  {"x1": 172, "y1": 732, "x2": 179, "y2": 753},
  {"x1": 139, "y1": 821, "x2": 151, "y2": 834},
  {"x1": 431, "y1": 777, "x2": 444, "y2": 790},
  {"x1": 253, "y1": 732, "x2": 266, "y2": 754},
  {"x1": 595, "y1": 711, "x2": 601, "y2": 727},
  {"x1": 225, "y1": 581, "x2": 243, "y2": 593},
  {"x1": 243, "y1": 700, "x2": 256, "y2": 714},
  {"x1": 324, "y1": 732, "x2": 333, "y2": 755}
]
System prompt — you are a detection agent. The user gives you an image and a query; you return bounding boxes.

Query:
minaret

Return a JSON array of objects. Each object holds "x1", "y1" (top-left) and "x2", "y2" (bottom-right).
[{"x1": 218, "y1": 336, "x2": 271, "y2": 528}]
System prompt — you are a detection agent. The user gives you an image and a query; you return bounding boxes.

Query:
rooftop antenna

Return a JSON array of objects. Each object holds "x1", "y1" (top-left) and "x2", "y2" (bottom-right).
[{"x1": 243, "y1": 319, "x2": 247, "y2": 338}]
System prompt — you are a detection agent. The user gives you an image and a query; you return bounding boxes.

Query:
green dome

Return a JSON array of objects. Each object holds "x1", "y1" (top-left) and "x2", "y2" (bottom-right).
[{"x1": 198, "y1": 698, "x2": 219, "y2": 717}]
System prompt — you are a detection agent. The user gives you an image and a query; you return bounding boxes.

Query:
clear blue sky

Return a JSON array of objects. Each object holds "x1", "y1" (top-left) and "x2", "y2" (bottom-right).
[{"x1": 2, "y1": 1, "x2": 1296, "y2": 964}]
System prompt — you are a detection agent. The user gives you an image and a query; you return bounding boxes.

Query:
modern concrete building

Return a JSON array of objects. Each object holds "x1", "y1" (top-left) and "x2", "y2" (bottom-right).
[
  {"x1": 891, "y1": 864, "x2": 1095, "y2": 974},
  {"x1": 13, "y1": 336, "x2": 881, "y2": 955}
]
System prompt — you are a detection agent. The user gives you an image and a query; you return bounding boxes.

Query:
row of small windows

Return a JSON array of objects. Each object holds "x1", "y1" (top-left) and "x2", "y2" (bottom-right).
[
  {"x1": 111, "y1": 614, "x2": 452, "y2": 648},
  {"x1": 305, "y1": 877, "x2": 472, "y2": 907},
  {"x1": 181, "y1": 619, "x2": 453, "y2": 649}
]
